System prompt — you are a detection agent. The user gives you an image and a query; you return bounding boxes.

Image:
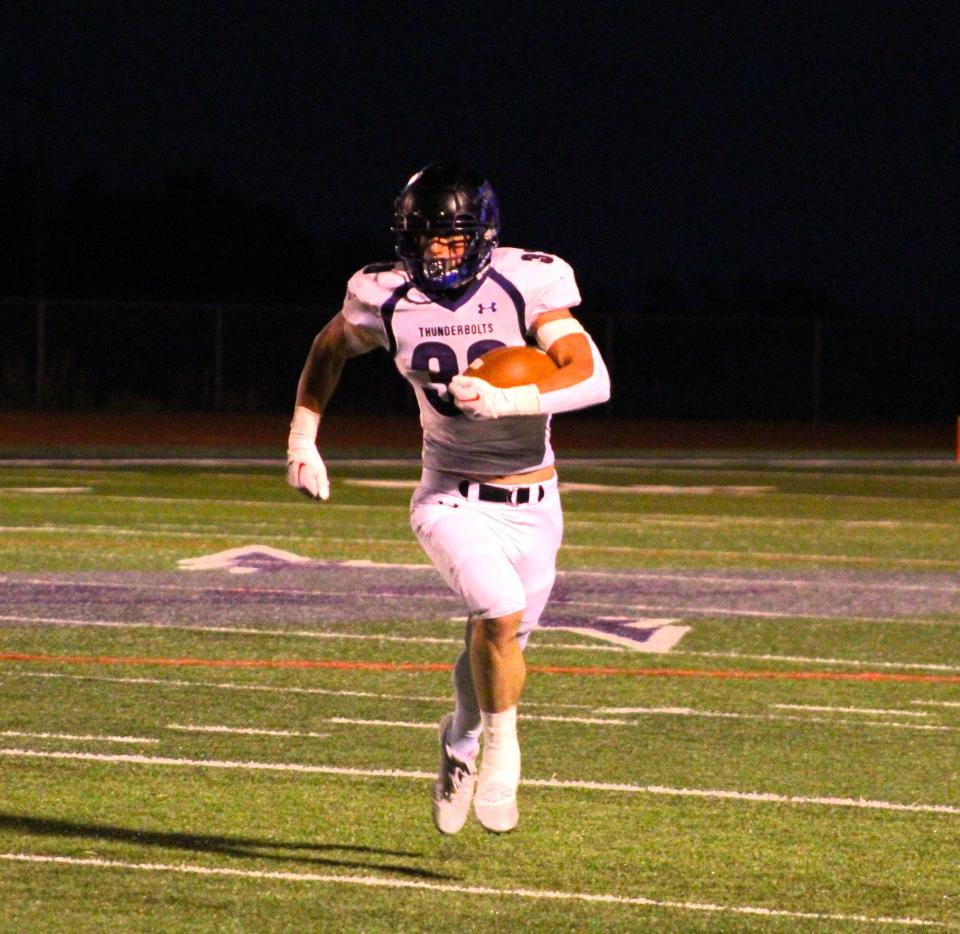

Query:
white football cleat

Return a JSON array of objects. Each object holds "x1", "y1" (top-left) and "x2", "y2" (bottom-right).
[
  {"x1": 432, "y1": 714, "x2": 477, "y2": 835},
  {"x1": 474, "y1": 767, "x2": 519, "y2": 833}
]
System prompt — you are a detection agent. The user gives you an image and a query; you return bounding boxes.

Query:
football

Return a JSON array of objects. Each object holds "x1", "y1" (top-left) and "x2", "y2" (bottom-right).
[{"x1": 464, "y1": 345, "x2": 558, "y2": 388}]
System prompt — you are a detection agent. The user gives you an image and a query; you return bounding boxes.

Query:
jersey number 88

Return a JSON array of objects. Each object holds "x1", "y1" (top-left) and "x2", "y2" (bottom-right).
[{"x1": 411, "y1": 338, "x2": 506, "y2": 415}]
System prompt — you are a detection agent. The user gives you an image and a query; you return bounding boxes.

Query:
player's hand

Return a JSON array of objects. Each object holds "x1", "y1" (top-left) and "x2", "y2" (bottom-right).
[
  {"x1": 286, "y1": 443, "x2": 330, "y2": 500},
  {"x1": 449, "y1": 375, "x2": 541, "y2": 419}
]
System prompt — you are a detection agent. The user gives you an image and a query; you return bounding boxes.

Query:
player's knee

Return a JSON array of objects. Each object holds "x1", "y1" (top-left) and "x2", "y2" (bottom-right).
[{"x1": 473, "y1": 611, "x2": 523, "y2": 649}]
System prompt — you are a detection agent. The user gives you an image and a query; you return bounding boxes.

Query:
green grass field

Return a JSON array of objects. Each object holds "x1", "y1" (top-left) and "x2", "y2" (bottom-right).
[{"x1": 1, "y1": 453, "x2": 959, "y2": 932}]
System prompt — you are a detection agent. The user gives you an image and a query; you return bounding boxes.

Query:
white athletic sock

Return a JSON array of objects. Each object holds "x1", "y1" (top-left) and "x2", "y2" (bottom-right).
[
  {"x1": 479, "y1": 706, "x2": 520, "y2": 780},
  {"x1": 448, "y1": 712, "x2": 481, "y2": 765},
  {"x1": 446, "y1": 651, "x2": 481, "y2": 763}
]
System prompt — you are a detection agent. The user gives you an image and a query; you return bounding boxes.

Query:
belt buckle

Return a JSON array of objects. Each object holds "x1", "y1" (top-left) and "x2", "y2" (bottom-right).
[{"x1": 507, "y1": 486, "x2": 532, "y2": 506}]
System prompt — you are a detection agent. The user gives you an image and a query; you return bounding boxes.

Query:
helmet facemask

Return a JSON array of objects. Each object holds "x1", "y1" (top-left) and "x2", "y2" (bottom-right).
[{"x1": 395, "y1": 224, "x2": 497, "y2": 293}]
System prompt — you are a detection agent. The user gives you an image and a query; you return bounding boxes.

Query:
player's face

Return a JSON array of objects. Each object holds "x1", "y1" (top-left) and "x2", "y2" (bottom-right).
[{"x1": 422, "y1": 234, "x2": 468, "y2": 264}]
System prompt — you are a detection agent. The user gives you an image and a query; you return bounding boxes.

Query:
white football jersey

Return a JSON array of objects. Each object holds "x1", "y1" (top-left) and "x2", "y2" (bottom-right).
[{"x1": 340, "y1": 247, "x2": 582, "y2": 476}]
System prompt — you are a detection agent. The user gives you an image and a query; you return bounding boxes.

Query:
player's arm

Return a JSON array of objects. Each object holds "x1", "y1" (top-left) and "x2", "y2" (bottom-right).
[
  {"x1": 449, "y1": 308, "x2": 610, "y2": 419},
  {"x1": 529, "y1": 308, "x2": 609, "y2": 405},
  {"x1": 287, "y1": 313, "x2": 377, "y2": 500}
]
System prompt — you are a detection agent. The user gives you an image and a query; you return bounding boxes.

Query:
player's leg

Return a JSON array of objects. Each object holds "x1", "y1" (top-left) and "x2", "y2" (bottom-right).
[
  {"x1": 470, "y1": 488, "x2": 561, "y2": 832},
  {"x1": 412, "y1": 493, "x2": 528, "y2": 832},
  {"x1": 470, "y1": 608, "x2": 525, "y2": 832},
  {"x1": 446, "y1": 636, "x2": 481, "y2": 762},
  {"x1": 469, "y1": 609, "x2": 525, "y2": 712},
  {"x1": 445, "y1": 603, "x2": 526, "y2": 757},
  {"x1": 436, "y1": 611, "x2": 524, "y2": 834}
]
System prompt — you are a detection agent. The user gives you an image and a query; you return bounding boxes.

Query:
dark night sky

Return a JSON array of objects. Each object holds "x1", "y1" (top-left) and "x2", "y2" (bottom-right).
[{"x1": 2, "y1": 1, "x2": 958, "y2": 316}]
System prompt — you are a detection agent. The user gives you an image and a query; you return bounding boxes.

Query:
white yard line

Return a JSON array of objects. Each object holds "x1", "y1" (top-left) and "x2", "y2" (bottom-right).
[
  {"x1": 98, "y1": 494, "x2": 407, "y2": 512},
  {"x1": 22, "y1": 671, "x2": 451, "y2": 701},
  {"x1": 568, "y1": 515, "x2": 957, "y2": 531},
  {"x1": 0, "y1": 853, "x2": 946, "y2": 928},
  {"x1": 15, "y1": 671, "x2": 954, "y2": 732},
  {"x1": 167, "y1": 724, "x2": 329, "y2": 739},
  {"x1": 4, "y1": 585, "x2": 957, "y2": 632},
  {"x1": 592, "y1": 706, "x2": 953, "y2": 733},
  {"x1": 0, "y1": 730, "x2": 157, "y2": 744},
  {"x1": 0, "y1": 526, "x2": 415, "y2": 547},
  {"x1": 559, "y1": 543, "x2": 958, "y2": 568},
  {"x1": 0, "y1": 614, "x2": 619, "y2": 653},
  {"x1": 327, "y1": 717, "x2": 433, "y2": 730},
  {"x1": 567, "y1": 599, "x2": 955, "y2": 625},
  {"x1": 15, "y1": 672, "x2": 595, "y2": 710},
  {"x1": 1, "y1": 748, "x2": 958, "y2": 817},
  {"x1": 0, "y1": 481, "x2": 953, "y2": 529},
  {"x1": 0, "y1": 615, "x2": 467, "y2": 646},
  {"x1": 558, "y1": 569, "x2": 960, "y2": 596},
  {"x1": 167, "y1": 720, "x2": 428, "y2": 734},
  {"x1": 5, "y1": 614, "x2": 959, "y2": 673},
  {"x1": 320, "y1": 711, "x2": 959, "y2": 735},
  {"x1": 0, "y1": 525, "x2": 955, "y2": 568},
  {"x1": 0, "y1": 487, "x2": 92, "y2": 494},
  {"x1": 0, "y1": 577, "x2": 454, "y2": 601},
  {"x1": 772, "y1": 704, "x2": 929, "y2": 717},
  {"x1": 676, "y1": 650, "x2": 960, "y2": 672},
  {"x1": 561, "y1": 482, "x2": 777, "y2": 495},
  {"x1": 5, "y1": 613, "x2": 959, "y2": 671},
  {"x1": 576, "y1": 457, "x2": 955, "y2": 471}
]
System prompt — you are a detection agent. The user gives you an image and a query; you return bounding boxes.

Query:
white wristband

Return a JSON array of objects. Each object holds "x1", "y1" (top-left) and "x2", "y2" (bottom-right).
[
  {"x1": 503, "y1": 383, "x2": 541, "y2": 416},
  {"x1": 448, "y1": 375, "x2": 541, "y2": 418},
  {"x1": 288, "y1": 405, "x2": 320, "y2": 445}
]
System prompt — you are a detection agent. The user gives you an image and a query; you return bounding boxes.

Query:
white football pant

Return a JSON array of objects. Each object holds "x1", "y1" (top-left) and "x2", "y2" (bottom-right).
[{"x1": 410, "y1": 469, "x2": 563, "y2": 641}]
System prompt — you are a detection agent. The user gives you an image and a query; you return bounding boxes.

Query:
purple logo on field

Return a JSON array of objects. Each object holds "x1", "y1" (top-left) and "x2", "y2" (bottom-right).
[
  {"x1": 177, "y1": 545, "x2": 311, "y2": 575},
  {"x1": 173, "y1": 551, "x2": 690, "y2": 654},
  {"x1": 539, "y1": 616, "x2": 690, "y2": 653}
]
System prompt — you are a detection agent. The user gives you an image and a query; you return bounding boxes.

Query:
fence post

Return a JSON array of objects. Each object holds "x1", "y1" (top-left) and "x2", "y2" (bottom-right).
[
  {"x1": 214, "y1": 304, "x2": 224, "y2": 410},
  {"x1": 35, "y1": 298, "x2": 46, "y2": 409},
  {"x1": 811, "y1": 318, "x2": 823, "y2": 425},
  {"x1": 604, "y1": 312, "x2": 616, "y2": 417}
]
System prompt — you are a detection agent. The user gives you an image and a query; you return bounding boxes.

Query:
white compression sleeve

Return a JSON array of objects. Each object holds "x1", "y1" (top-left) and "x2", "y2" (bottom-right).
[{"x1": 537, "y1": 332, "x2": 611, "y2": 415}]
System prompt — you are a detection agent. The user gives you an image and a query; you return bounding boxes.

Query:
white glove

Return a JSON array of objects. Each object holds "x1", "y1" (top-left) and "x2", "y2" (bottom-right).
[
  {"x1": 449, "y1": 375, "x2": 541, "y2": 419},
  {"x1": 286, "y1": 406, "x2": 330, "y2": 501}
]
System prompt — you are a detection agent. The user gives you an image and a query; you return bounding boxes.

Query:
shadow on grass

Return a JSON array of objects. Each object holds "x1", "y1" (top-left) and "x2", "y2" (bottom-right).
[{"x1": 0, "y1": 813, "x2": 454, "y2": 879}]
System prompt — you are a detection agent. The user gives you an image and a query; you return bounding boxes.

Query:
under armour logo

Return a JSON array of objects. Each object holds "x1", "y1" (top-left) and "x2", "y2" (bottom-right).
[{"x1": 477, "y1": 302, "x2": 497, "y2": 314}]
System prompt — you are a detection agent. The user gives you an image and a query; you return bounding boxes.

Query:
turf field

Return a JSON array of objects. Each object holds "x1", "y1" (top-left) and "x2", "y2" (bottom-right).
[{"x1": 1, "y1": 453, "x2": 959, "y2": 932}]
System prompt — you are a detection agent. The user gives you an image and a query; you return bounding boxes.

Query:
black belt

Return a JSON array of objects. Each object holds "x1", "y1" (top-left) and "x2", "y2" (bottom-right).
[{"x1": 458, "y1": 480, "x2": 545, "y2": 505}]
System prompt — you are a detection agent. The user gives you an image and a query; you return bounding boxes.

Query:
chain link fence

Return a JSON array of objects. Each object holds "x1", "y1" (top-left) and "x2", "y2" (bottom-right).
[{"x1": 2, "y1": 299, "x2": 958, "y2": 422}]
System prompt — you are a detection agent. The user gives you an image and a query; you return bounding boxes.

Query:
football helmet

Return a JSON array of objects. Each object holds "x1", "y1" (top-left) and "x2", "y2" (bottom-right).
[{"x1": 392, "y1": 163, "x2": 500, "y2": 293}]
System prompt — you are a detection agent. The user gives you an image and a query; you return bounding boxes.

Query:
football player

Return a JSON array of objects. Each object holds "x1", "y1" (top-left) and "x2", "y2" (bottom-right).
[{"x1": 287, "y1": 163, "x2": 610, "y2": 834}]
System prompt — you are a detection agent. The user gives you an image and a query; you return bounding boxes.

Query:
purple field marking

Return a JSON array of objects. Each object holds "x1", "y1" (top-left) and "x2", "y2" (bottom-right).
[
  {"x1": 2, "y1": 560, "x2": 959, "y2": 657},
  {"x1": 540, "y1": 616, "x2": 661, "y2": 641},
  {"x1": 3, "y1": 562, "x2": 960, "y2": 623}
]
